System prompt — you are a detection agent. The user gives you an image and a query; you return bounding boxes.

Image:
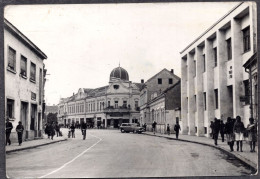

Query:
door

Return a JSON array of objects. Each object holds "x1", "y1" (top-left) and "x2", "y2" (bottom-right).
[{"x1": 20, "y1": 102, "x2": 28, "y2": 140}]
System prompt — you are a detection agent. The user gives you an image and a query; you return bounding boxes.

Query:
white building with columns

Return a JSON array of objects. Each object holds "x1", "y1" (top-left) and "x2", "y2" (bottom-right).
[{"x1": 180, "y1": 2, "x2": 257, "y2": 137}]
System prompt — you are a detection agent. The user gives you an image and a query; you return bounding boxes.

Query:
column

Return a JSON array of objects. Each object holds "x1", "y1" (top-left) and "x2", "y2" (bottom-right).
[
  {"x1": 181, "y1": 56, "x2": 188, "y2": 134},
  {"x1": 195, "y1": 46, "x2": 204, "y2": 136},
  {"x1": 187, "y1": 52, "x2": 196, "y2": 135},
  {"x1": 231, "y1": 18, "x2": 243, "y2": 118}
]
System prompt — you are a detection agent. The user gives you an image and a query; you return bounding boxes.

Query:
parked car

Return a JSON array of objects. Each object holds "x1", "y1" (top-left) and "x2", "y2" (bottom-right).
[{"x1": 120, "y1": 123, "x2": 145, "y2": 134}]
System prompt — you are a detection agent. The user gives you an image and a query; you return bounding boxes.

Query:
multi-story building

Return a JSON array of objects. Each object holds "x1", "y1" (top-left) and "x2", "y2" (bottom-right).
[
  {"x1": 58, "y1": 66, "x2": 144, "y2": 128},
  {"x1": 139, "y1": 68, "x2": 181, "y2": 131},
  {"x1": 4, "y1": 19, "x2": 47, "y2": 141},
  {"x1": 180, "y1": 2, "x2": 257, "y2": 137}
]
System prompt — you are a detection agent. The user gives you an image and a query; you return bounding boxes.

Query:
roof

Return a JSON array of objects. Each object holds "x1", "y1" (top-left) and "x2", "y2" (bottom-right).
[
  {"x1": 87, "y1": 85, "x2": 108, "y2": 97},
  {"x1": 45, "y1": 105, "x2": 58, "y2": 113},
  {"x1": 133, "y1": 83, "x2": 146, "y2": 91},
  {"x1": 145, "y1": 68, "x2": 180, "y2": 83},
  {"x1": 4, "y1": 18, "x2": 47, "y2": 60},
  {"x1": 180, "y1": 2, "x2": 243, "y2": 54}
]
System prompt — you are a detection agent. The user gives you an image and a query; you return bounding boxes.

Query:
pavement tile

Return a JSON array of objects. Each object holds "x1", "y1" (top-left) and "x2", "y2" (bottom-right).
[{"x1": 143, "y1": 131, "x2": 258, "y2": 170}]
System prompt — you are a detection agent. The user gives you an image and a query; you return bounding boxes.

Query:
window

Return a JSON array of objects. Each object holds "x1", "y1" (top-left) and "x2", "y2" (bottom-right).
[
  {"x1": 169, "y1": 78, "x2": 173, "y2": 84},
  {"x1": 8, "y1": 47, "x2": 16, "y2": 71},
  {"x1": 30, "y1": 62, "x2": 36, "y2": 82},
  {"x1": 204, "y1": 127, "x2": 207, "y2": 134},
  {"x1": 227, "y1": 38, "x2": 232, "y2": 60},
  {"x1": 135, "y1": 101, "x2": 138, "y2": 108},
  {"x1": 203, "y1": 54, "x2": 206, "y2": 72},
  {"x1": 123, "y1": 101, "x2": 127, "y2": 108},
  {"x1": 20, "y1": 55, "x2": 27, "y2": 77},
  {"x1": 115, "y1": 101, "x2": 118, "y2": 108},
  {"x1": 31, "y1": 92, "x2": 36, "y2": 100},
  {"x1": 214, "y1": 48, "x2": 217, "y2": 67},
  {"x1": 243, "y1": 26, "x2": 250, "y2": 52},
  {"x1": 7, "y1": 99, "x2": 14, "y2": 119},
  {"x1": 203, "y1": 92, "x2": 206, "y2": 110},
  {"x1": 158, "y1": 78, "x2": 162, "y2": 84},
  {"x1": 108, "y1": 101, "x2": 110, "y2": 107},
  {"x1": 214, "y1": 89, "x2": 218, "y2": 109},
  {"x1": 243, "y1": 80, "x2": 250, "y2": 105}
]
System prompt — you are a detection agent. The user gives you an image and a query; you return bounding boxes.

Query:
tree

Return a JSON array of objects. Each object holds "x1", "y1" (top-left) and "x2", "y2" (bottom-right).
[{"x1": 47, "y1": 112, "x2": 58, "y2": 123}]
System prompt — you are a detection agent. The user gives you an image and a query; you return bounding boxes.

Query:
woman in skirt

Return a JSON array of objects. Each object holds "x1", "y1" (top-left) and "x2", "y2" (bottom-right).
[
  {"x1": 233, "y1": 116, "x2": 245, "y2": 152},
  {"x1": 247, "y1": 118, "x2": 257, "y2": 152}
]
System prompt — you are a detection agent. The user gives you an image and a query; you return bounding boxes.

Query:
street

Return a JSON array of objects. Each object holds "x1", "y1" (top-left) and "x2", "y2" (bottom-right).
[{"x1": 6, "y1": 129, "x2": 253, "y2": 178}]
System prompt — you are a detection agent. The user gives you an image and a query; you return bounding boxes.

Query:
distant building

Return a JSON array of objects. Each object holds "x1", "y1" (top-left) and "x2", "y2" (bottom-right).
[
  {"x1": 58, "y1": 66, "x2": 144, "y2": 128},
  {"x1": 180, "y1": 2, "x2": 257, "y2": 136},
  {"x1": 4, "y1": 19, "x2": 47, "y2": 141},
  {"x1": 44, "y1": 105, "x2": 59, "y2": 124},
  {"x1": 139, "y1": 68, "x2": 181, "y2": 132}
]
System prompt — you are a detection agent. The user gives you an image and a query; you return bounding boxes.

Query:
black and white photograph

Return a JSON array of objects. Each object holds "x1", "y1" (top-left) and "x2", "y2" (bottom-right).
[{"x1": 3, "y1": 1, "x2": 258, "y2": 178}]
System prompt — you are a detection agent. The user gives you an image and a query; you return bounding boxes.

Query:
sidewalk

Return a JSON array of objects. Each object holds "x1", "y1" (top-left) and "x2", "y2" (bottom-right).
[
  {"x1": 143, "y1": 131, "x2": 258, "y2": 171},
  {"x1": 6, "y1": 130, "x2": 67, "y2": 154}
]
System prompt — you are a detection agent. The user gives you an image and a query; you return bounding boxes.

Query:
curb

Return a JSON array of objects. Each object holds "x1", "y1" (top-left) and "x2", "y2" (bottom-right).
[
  {"x1": 6, "y1": 139, "x2": 67, "y2": 154},
  {"x1": 142, "y1": 132, "x2": 257, "y2": 173}
]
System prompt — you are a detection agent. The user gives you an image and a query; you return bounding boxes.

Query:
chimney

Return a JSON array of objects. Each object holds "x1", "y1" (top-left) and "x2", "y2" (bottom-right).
[
  {"x1": 171, "y1": 69, "x2": 174, "y2": 74},
  {"x1": 141, "y1": 79, "x2": 144, "y2": 83}
]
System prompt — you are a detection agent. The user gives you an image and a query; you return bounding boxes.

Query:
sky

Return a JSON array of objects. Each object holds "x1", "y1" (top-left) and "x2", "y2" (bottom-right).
[{"x1": 4, "y1": 2, "x2": 240, "y2": 105}]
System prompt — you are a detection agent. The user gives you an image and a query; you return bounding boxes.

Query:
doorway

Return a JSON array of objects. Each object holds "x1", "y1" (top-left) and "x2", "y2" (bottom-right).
[{"x1": 20, "y1": 102, "x2": 28, "y2": 140}]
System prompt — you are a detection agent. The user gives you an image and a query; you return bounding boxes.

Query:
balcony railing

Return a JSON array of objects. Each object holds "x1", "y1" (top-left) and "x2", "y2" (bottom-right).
[{"x1": 103, "y1": 105, "x2": 131, "y2": 113}]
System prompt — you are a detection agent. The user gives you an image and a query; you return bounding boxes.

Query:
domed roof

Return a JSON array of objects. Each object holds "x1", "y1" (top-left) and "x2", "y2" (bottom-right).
[{"x1": 110, "y1": 66, "x2": 129, "y2": 81}]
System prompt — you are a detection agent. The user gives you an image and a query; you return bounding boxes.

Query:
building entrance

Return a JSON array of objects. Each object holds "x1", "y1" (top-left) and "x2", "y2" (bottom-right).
[{"x1": 20, "y1": 102, "x2": 28, "y2": 140}]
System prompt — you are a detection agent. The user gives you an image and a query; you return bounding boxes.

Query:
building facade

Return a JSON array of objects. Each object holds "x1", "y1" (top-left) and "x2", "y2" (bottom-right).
[
  {"x1": 58, "y1": 66, "x2": 144, "y2": 128},
  {"x1": 4, "y1": 19, "x2": 47, "y2": 141},
  {"x1": 180, "y1": 2, "x2": 257, "y2": 137},
  {"x1": 139, "y1": 68, "x2": 181, "y2": 131}
]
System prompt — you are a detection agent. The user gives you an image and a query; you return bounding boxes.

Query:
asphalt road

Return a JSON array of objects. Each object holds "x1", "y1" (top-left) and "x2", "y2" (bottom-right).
[{"x1": 6, "y1": 129, "x2": 253, "y2": 178}]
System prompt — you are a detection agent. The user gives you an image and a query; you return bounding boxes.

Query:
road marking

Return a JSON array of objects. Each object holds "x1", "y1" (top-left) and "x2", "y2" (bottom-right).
[{"x1": 39, "y1": 133, "x2": 102, "y2": 178}]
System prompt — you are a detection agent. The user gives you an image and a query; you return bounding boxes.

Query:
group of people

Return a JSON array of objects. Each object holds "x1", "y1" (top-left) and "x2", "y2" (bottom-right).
[
  {"x1": 6, "y1": 118, "x2": 24, "y2": 146},
  {"x1": 44, "y1": 122, "x2": 62, "y2": 140},
  {"x1": 67, "y1": 122, "x2": 88, "y2": 140},
  {"x1": 210, "y1": 116, "x2": 257, "y2": 152},
  {"x1": 151, "y1": 121, "x2": 181, "y2": 139}
]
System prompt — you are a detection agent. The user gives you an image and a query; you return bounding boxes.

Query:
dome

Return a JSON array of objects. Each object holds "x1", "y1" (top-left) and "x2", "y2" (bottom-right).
[{"x1": 110, "y1": 66, "x2": 129, "y2": 81}]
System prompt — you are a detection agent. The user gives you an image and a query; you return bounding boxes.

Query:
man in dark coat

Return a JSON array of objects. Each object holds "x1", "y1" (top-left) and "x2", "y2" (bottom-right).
[
  {"x1": 55, "y1": 122, "x2": 60, "y2": 137},
  {"x1": 212, "y1": 118, "x2": 220, "y2": 145},
  {"x1": 16, "y1": 121, "x2": 24, "y2": 146},
  {"x1": 81, "y1": 122, "x2": 87, "y2": 140},
  {"x1": 220, "y1": 120, "x2": 225, "y2": 142},
  {"x1": 174, "y1": 122, "x2": 181, "y2": 139},
  {"x1": 152, "y1": 121, "x2": 157, "y2": 134},
  {"x1": 70, "y1": 123, "x2": 76, "y2": 138},
  {"x1": 6, "y1": 118, "x2": 13, "y2": 145}
]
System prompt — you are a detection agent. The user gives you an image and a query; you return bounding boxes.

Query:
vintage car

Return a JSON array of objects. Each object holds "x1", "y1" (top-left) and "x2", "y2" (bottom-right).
[{"x1": 120, "y1": 123, "x2": 145, "y2": 134}]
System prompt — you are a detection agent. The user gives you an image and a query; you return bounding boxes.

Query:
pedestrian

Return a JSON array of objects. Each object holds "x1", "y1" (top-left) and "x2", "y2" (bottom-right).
[
  {"x1": 220, "y1": 120, "x2": 225, "y2": 142},
  {"x1": 246, "y1": 118, "x2": 257, "y2": 152},
  {"x1": 212, "y1": 118, "x2": 220, "y2": 145},
  {"x1": 70, "y1": 123, "x2": 76, "y2": 138},
  {"x1": 166, "y1": 124, "x2": 170, "y2": 135},
  {"x1": 152, "y1": 121, "x2": 157, "y2": 134},
  {"x1": 233, "y1": 116, "x2": 245, "y2": 152},
  {"x1": 225, "y1": 117, "x2": 235, "y2": 151},
  {"x1": 45, "y1": 122, "x2": 51, "y2": 139},
  {"x1": 16, "y1": 121, "x2": 24, "y2": 146},
  {"x1": 209, "y1": 121, "x2": 214, "y2": 139},
  {"x1": 50, "y1": 122, "x2": 56, "y2": 140},
  {"x1": 6, "y1": 117, "x2": 13, "y2": 146},
  {"x1": 81, "y1": 121, "x2": 87, "y2": 140},
  {"x1": 174, "y1": 122, "x2": 181, "y2": 139},
  {"x1": 55, "y1": 122, "x2": 60, "y2": 137}
]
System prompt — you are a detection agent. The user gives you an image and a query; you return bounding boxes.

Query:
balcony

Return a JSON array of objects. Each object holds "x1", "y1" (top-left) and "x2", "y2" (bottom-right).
[{"x1": 103, "y1": 105, "x2": 131, "y2": 114}]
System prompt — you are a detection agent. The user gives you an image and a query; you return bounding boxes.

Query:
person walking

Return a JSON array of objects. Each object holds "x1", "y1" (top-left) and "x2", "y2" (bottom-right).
[
  {"x1": 6, "y1": 118, "x2": 13, "y2": 146},
  {"x1": 70, "y1": 123, "x2": 76, "y2": 138},
  {"x1": 220, "y1": 120, "x2": 225, "y2": 142},
  {"x1": 174, "y1": 122, "x2": 181, "y2": 139},
  {"x1": 166, "y1": 124, "x2": 170, "y2": 135},
  {"x1": 247, "y1": 118, "x2": 257, "y2": 152},
  {"x1": 143, "y1": 123, "x2": 147, "y2": 131},
  {"x1": 50, "y1": 122, "x2": 56, "y2": 140},
  {"x1": 81, "y1": 122, "x2": 87, "y2": 140},
  {"x1": 152, "y1": 121, "x2": 157, "y2": 134},
  {"x1": 212, "y1": 118, "x2": 220, "y2": 146},
  {"x1": 16, "y1": 121, "x2": 24, "y2": 146},
  {"x1": 55, "y1": 122, "x2": 60, "y2": 137},
  {"x1": 233, "y1": 116, "x2": 245, "y2": 152},
  {"x1": 225, "y1": 117, "x2": 235, "y2": 151}
]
